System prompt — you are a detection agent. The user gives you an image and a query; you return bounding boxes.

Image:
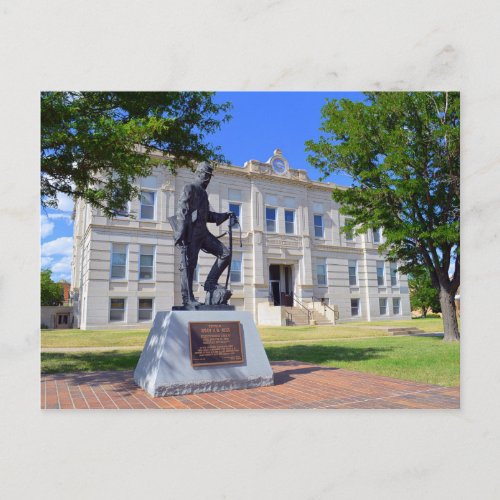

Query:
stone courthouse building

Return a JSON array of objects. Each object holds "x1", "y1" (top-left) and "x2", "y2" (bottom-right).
[{"x1": 71, "y1": 150, "x2": 411, "y2": 330}]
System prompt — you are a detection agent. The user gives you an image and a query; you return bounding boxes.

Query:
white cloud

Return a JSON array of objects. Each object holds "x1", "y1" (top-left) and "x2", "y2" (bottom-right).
[
  {"x1": 51, "y1": 255, "x2": 72, "y2": 280},
  {"x1": 41, "y1": 240, "x2": 73, "y2": 281},
  {"x1": 41, "y1": 237, "x2": 73, "y2": 257},
  {"x1": 40, "y1": 215, "x2": 55, "y2": 238},
  {"x1": 57, "y1": 193, "x2": 75, "y2": 212},
  {"x1": 41, "y1": 256, "x2": 53, "y2": 268},
  {"x1": 47, "y1": 213, "x2": 73, "y2": 224}
]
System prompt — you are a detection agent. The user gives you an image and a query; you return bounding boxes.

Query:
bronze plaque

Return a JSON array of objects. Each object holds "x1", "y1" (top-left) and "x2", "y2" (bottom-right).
[{"x1": 189, "y1": 321, "x2": 244, "y2": 367}]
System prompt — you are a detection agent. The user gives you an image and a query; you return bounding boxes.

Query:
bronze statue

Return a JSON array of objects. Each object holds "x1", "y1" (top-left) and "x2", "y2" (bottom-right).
[{"x1": 169, "y1": 162, "x2": 238, "y2": 310}]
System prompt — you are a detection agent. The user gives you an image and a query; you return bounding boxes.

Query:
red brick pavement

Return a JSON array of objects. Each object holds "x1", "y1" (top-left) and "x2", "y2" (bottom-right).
[{"x1": 41, "y1": 361, "x2": 460, "y2": 410}]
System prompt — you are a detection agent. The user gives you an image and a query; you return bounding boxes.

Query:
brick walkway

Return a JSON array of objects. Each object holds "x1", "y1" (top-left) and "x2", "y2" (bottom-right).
[{"x1": 41, "y1": 361, "x2": 459, "y2": 409}]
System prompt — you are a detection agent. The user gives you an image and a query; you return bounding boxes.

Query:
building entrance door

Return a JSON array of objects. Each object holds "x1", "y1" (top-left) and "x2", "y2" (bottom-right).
[
  {"x1": 56, "y1": 313, "x2": 69, "y2": 329},
  {"x1": 269, "y1": 280, "x2": 281, "y2": 306},
  {"x1": 269, "y1": 264, "x2": 294, "y2": 306}
]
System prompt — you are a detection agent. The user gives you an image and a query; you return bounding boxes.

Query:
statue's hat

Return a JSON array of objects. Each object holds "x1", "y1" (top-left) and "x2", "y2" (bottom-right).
[{"x1": 195, "y1": 161, "x2": 214, "y2": 176}]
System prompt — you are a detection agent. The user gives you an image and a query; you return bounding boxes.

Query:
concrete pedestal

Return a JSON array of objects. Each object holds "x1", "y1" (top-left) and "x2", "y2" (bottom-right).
[{"x1": 134, "y1": 311, "x2": 274, "y2": 397}]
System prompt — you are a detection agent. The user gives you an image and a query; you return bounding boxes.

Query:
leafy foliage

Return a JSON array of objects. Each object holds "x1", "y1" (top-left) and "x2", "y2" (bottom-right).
[
  {"x1": 409, "y1": 268, "x2": 441, "y2": 317},
  {"x1": 41, "y1": 92, "x2": 232, "y2": 216},
  {"x1": 306, "y1": 92, "x2": 460, "y2": 340},
  {"x1": 41, "y1": 269, "x2": 63, "y2": 306}
]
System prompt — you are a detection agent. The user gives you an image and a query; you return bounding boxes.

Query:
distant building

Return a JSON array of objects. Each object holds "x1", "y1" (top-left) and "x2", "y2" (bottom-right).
[
  {"x1": 41, "y1": 305, "x2": 74, "y2": 329},
  {"x1": 58, "y1": 280, "x2": 71, "y2": 304},
  {"x1": 71, "y1": 150, "x2": 411, "y2": 330}
]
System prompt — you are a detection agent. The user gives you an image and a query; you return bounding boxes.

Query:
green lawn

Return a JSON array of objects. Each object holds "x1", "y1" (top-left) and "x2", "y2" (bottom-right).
[
  {"x1": 41, "y1": 318, "x2": 445, "y2": 348},
  {"x1": 41, "y1": 335, "x2": 459, "y2": 387},
  {"x1": 41, "y1": 324, "x2": 393, "y2": 348},
  {"x1": 345, "y1": 317, "x2": 445, "y2": 333},
  {"x1": 41, "y1": 328, "x2": 149, "y2": 348},
  {"x1": 258, "y1": 325, "x2": 389, "y2": 342},
  {"x1": 265, "y1": 336, "x2": 459, "y2": 387}
]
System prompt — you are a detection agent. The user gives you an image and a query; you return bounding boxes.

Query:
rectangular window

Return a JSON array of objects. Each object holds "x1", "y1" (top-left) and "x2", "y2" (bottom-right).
[
  {"x1": 111, "y1": 243, "x2": 127, "y2": 279},
  {"x1": 285, "y1": 209, "x2": 295, "y2": 234},
  {"x1": 390, "y1": 262, "x2": 398, "y2": 286},
  {"x1": 345, "y1": 218, "x2": 354, "y2": 241},
  {"x1": 316, "y1": 263, "x2": 327, "y2": 286},
  {"x1": 140, "y1": 191, "x2": 155, "y2": 220},
  {"x1": 314, "y1": 214, "x2": 324, "y2": 238},
  {"x1": 393, "y1": 298, "x2": 401, "y2": 315},
  {"x1": 230, "y1": 255, "x2": 242, "y2": 283},
  {"x1": 115, "y1": 203, "x2": 130, "y2": 217},
  {"x1": 138, "y1": 298, "x2": 153, "y2": 321},
  {"x1": 109, "y1": 298, "x2": 125, "y2": 322},
  {"x1": 373, "y1": 227, "x2": 382, "y2": 243},
  {"x1": 379, "y1": 298, "x2": 388, "y2": 315},
  {"x1": 229, "y1": 202, "x2": 241, "y2": 230},
  {"x1": 266, "y1": 207, "x2": 277, "y2": 232},
  {"x1": 348, "y1": 260, "x2": 358, "y2": 286},
  {"x1": 376, "y1": 261, "x2": 385, "y2": 286},
  {"x1": 139, "y1": 245, "x2": 155, "y2": 280},
  {"x1": 351, "y1": 298, "x2": 360, "y2": 316},
  {"x1": 110, "y1": 187, "x2": 130, "y2": 217}
]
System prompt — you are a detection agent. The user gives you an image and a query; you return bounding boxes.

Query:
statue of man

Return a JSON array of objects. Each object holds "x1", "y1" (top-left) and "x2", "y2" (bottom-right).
[{"x1": 172, "y1": 162, "x2": 235, "y2": 309}]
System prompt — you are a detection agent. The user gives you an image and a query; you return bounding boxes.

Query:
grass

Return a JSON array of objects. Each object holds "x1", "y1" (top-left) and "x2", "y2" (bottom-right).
[
  {"x1": 265, "y1": 336, "x2": 459, "y2": 387},
  {"x1": 41, "y1": 350, "x2": 143, "y2": 373},
  {"x1": 41, "y1": 324, "x2": 394, "y2": 348},
  {"x1": 345, "y1": 317, "x2": 445, "y2": 333},
  {"x1": 41, "y1": 318, "x2": 447, "y2": 348},
  {"x1": 41, "y1": 328, "x2": 149, "y2": 348},
  {"x1": 258, "y1": 325, "x2": 389, "y2": 342},
  {"x1": 41, "y1": 335, "x2": 459, "y2": 387}
]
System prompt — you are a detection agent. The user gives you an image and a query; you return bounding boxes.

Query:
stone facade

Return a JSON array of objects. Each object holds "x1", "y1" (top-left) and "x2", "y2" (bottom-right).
[{"x1": 71, "y1": 151, "x2": 411, "y2": 330}]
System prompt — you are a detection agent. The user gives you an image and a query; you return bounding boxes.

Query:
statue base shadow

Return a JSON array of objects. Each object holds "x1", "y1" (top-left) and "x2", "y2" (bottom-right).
[{"x1": 134, "y1": 310, "x2": 274, "y2": 397}]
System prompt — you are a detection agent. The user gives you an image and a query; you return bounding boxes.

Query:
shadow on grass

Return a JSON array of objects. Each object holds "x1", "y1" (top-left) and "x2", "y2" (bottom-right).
[
  {"x1": 265, "y1": 344, "x2": 393, "y2": 365},
  {"x1": 41, "y1": 351, "x2": 141, "y2": 374}
]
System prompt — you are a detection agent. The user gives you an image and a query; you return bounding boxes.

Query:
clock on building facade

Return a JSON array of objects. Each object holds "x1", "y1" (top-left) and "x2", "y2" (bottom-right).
[{"x1": 269, "y1": 149, "x2": 289, "y2": 175}]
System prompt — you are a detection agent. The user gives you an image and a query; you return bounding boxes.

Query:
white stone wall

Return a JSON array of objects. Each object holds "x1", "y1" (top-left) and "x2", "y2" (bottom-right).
[{"x1": 72, "y1": 159, "x2": 412, "y2": 329}]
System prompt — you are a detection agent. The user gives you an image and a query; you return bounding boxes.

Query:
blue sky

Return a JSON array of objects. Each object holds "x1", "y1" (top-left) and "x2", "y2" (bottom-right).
[{"x1": 40, "y1": 91, "x2": 365, "y2": 283}]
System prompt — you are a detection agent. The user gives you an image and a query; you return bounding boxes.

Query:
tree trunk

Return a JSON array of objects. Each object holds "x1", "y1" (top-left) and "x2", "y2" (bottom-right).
[
  {"x1": 439, "y1": 287, "x2": 460, "y2": 341},
  {"x1": 422, "y1": 307, "x2": 427, "y2": 318}
]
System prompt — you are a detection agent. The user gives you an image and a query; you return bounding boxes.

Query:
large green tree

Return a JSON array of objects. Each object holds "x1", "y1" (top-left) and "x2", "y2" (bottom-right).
[
  {"x1": 41, "y1": 92, "x2": 231, "y2": 216},
  {"x1": 41, "y1": 269, "x2": 63, "y2": 306},
  {"x1": 306, "y1": 92, "x2": 460, "y2": 341},
  {"x1": 409, "y1": 267, "x2": 441, "y2": 318}
]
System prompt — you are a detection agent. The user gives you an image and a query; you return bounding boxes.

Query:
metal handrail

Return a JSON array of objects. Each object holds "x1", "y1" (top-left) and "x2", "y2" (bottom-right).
[
  {"x1": 312, "y1": 297, "x2": 339, "y2": 320},
  {"x1": 292, "y1": 296, "x2": 312, "y2": 323},
  {"x1": 311, "y1": 296, "x2": 337, "y2": 315},
  {"x1": 285, "y1": 310, "x2": 293, "y2": 326}
]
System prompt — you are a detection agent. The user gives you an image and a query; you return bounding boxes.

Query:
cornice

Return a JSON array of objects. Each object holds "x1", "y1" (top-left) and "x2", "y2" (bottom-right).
[
  {"x1": 89, "y1": 223, "x2": 174, "y2": 237},
  {"x1": 215, "y1": 163, "x2": 346, "y2": 192}
]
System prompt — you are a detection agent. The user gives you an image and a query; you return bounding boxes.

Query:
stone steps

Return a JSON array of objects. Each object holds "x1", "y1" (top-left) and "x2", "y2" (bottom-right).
[{"x1": 285, "y1": 307, "x2": 333, "y2": 326}]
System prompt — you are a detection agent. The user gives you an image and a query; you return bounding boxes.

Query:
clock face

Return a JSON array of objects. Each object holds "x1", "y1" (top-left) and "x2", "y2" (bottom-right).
[{"x1": 271, "y1": 157, "x2": 287, "y2": 175}]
